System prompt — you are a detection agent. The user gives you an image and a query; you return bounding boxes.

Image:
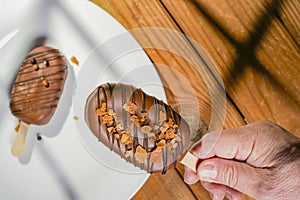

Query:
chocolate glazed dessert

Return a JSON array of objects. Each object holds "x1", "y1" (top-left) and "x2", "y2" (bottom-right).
[
  {"x1": 10, "y1": 46, "x2": 68, "y2": 157},
  {"x1": 85, "y1": 83, "x2": 191, "y2": 174}
]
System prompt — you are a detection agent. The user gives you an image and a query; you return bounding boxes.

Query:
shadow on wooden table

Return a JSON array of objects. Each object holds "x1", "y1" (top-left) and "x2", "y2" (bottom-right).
[{"x1": 189, "y1": 0, "x2": 299, "y2": 105}]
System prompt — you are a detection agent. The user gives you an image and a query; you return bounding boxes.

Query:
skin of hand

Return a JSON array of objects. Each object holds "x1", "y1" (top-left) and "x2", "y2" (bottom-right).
[{"x1": 184, "y1": 120, "x2": 300, "y2": 200}]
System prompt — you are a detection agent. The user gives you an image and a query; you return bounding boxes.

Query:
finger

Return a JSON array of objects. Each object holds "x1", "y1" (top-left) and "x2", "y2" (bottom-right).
[
  {"x1": 201, "y1": 181, "x2": 242, "y2": 200},
  {"x1": 225, "y1": 187, "x2": 243, "y2": 200},
  {"x1": 197, "y1": 158, "x2": 266, "y2": 199},
  {"x1": 201, "y1": 181, "x2": 226, "y2": 200},
  {"x1": 184, "y1": 165, "x2": 199, "y2": 184},
  {"x1": 191, "y1": 123, "x2": 259, "y2": 161}
]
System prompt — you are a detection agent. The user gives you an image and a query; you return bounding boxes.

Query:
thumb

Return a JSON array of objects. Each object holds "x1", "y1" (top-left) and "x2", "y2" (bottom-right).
[{"x1": 197, "y1": 158, "x2": 267, "y2": 199}]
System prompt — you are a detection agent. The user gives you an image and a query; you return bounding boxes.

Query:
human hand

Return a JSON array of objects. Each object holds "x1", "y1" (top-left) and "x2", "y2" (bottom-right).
[{"x1": 184, "y1": 120, "x2": 300, "y2": 200}]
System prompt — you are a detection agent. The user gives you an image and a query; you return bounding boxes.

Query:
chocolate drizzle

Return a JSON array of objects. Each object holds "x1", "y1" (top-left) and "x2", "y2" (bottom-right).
[
  {"x1": 86, "y1": 83, "x2": 190, "y2": 174},
  {"x1": 9, "y1": 46, "x2": 68, "y2": 125}
]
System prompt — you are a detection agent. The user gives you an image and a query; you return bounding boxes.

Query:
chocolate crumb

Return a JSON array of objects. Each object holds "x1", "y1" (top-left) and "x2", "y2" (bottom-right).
[{"x1": 37, "y1": 134, "x2": 42, "y2": 141}]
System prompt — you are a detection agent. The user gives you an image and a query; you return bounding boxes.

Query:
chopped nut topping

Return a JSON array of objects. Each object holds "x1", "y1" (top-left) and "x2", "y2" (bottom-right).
[
  {"x1": 70, "y1": 56, "x2": 79, "y2": 65},
  {"x1": 140, "y1": 111, "x2": 148, "y2": 122},
  {"x1": 96, "y1": 103, "x2": 107, "y2": 116},
  {"x1": 167, "y1": 138, "x2": 178, "y2": 149},
  {"x1": 42, "y1": 79, "x2": 49, "y2": 88},
  {"x1": 102, "y1": 115, "x2": 114, "y2": 125},
  {"x1": 14, "y1": 123, "x2": 20, "y2": 132},
  {"x1": 114, "y1": 133, "x2": 120, "y2": 139},
  {"x1": 107, "y1": 123, "x2": 123, "y2": 134},
  {"x1": 141, "y1": 111, "x2": 147, "y2": 117},
  {"x1": 166, "y1": 118, "x2": 174, "y2": 126},
  {"x1": 97, "y1": 97, "x2": 181, "y2": 163},
  {"x1": 107, "y1": 126, "x2": 114, "y2": 134},
  {"x1": 153, "y1": 125, "x2": 160, "y2": 131},
  {"x1": 149, "y1": 148, "x2": 162, "y2": 164},
  {"x1": 115, "y1": 123, "x2": 123, "y2": 131},
  {"x1": 120, "y1": 132, "x2": 132, "y2": 145},
  {"x1": 125, "y1": 149, "x2": 133, "y2": 158},
  {"x1": 148, "y1": 132, "x2": 157, "y2": 141},
  {"x1": 130, "y1": 115, "x2": 140, "y2": 126},
  {"x1": 107, "y1": 108, "x2": 116, "y2": 116},
  {"x1": 160, "y1": 124, "x2": 169, "y2": 133},
  {"x1": 130, "y1": 114, "x2": 139, "y2": 122},
  {"x1": 158, "y1": 132, "x2": 165, "y2": 140},
  {"x1": 123, "y1": 100, "x2": 137, "y2": 114},
  {"x1": 156, "y1": 139, "x2": 166, "y2": 148},
  {"x1": 32, "y1": 64, "x2": 39, "y2": 71},
  {"x1": 165, "y1": 128, "x2": 175, "y2": 139},
  {"x1": 141, "y1": 125, "x2": 152, "y2": 134},
  {"x1": 135, "y1": 145, "x2": 148, "y2": 163}
]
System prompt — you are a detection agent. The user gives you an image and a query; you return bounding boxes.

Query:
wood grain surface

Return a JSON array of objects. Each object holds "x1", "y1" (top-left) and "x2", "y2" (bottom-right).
[{"x1": 91, "y1": 0, "x2": 299, "y2": 199}]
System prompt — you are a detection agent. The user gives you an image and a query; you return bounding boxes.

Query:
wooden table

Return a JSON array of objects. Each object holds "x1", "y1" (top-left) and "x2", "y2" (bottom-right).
[{"x1": 91, "y1": 0, "x2": 300, "y2": 199}]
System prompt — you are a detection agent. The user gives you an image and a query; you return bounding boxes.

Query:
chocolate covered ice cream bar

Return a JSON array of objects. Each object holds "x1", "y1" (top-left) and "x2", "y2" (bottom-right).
[
  {"x1": 10, "y1": 46, "x2": 68, "y2": 157},
  {"x1": 85, "y1": 83, "x2": 191, "y2": 174}
]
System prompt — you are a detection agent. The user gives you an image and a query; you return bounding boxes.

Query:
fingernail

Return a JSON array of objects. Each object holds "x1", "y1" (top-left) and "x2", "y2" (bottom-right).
[{"x1": 199, "y1": 163, "x2": 217, "y2": 180}]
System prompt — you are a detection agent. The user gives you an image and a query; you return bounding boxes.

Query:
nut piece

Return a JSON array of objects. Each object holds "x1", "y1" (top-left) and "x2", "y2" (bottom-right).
[
  {"x1": 123, "y1": 100, "x2": 137, "y2": 114},
  {"x1": 130, "y1": 115, "x2": 140, "y2": 126},
  {"x1": 107, "y1": 123, "x2": 123, "y2": 134},
  {"x1": 102, "y1": 115, "x2": 114, "y2": 125},
  {"x1": 96, "y1": 102, "x2": 107, "y2": 116},
  {"x1": 165, "y1": 128, "x2": 175, "y2": 139},
  {"x1": 140, "y1": 111, "x2": 148, "y2": 122},
  {"x1": 125, "y1": 149, "x2": 133, "y2": 158},
  {"x1": 42, "y1": 79, "x2": 49, "y2": 88},
  {"x1": 120, "y1": 131, "x2": 132, "y2": 145},
  {"x1": 32, "y1": 64, "x2": 39, "y2": 71},
  {"x1": 114, "y1": 133, "x2": 120, "y2": 139},
  {"x1": 148, "y1": 132, "x2": 157, "y2": 141},
  {"x1": 141, "y1": 125, "x2": 152, "y2": 134},
  {"x1": 70, "y1": 56, "x2": 79, "y2": 65},
  {"x1": 135, "y1": 145, "x2": 148, "y2": 163},
  {"x1": 150, "y1": 148, "x2": 162, "y2": 164},
  {"x1": 156, "y1": 139, "x2": 166, "y2": 149}
]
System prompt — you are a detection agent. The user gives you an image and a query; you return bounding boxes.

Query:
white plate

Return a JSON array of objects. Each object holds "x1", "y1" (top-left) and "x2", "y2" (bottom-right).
[{"x1": 0, "y1": 0, "x2": 167, "y2": 199}]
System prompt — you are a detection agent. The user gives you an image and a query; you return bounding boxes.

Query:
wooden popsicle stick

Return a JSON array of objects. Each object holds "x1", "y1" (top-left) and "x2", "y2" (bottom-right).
[
  {"x1": 180, "y1": 151, "x2": 199, "y2": 172},
  {"x1": 11, "y1": 121, "x2": 30, "y2": 157}
]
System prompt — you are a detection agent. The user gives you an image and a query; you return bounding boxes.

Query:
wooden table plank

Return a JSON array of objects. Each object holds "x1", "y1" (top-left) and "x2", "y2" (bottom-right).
[
  {"x1": 134, "y1": 170, "x2": 197, "y2": 200},
  {"x1": 160, "y1": 0, "x2": 300, "y2": 136},
  {"x1": 280, "y1": 0, "x2": 300, "y2": 47}
]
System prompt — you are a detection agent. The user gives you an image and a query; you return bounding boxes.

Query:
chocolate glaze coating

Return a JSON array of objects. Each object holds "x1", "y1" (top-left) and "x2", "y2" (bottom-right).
[
  {"x1": 10, "y1": 46, "x2": 68, "y2": 125},
  {"x1": 85, "y1": 83, "x2": 191, "y2": 174}
]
